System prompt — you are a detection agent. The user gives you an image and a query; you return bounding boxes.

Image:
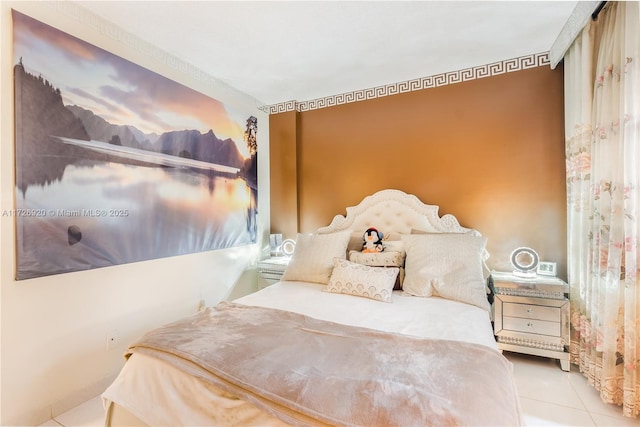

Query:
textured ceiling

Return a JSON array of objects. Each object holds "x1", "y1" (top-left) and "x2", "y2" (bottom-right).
[{"x1": 77, "y1": 1, "x2": 578, "y2": 106}]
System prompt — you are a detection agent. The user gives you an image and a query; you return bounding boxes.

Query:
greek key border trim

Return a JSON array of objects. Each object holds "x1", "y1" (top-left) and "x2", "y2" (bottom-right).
[
  {"x1": 28, "y1": 3, "x2": 551, "y2": 116},
  {"x1": 260, "y1": 52, "x2": 550, "y2": 114}
]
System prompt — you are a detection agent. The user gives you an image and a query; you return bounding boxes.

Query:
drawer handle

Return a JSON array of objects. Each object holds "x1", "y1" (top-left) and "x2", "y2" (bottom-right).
[
  {"x1": 527, "y1": 322, "x2": 534, "y2": 327},
  {"x1": 526, "y1": 308, "x2": 534, "y2": 313}
]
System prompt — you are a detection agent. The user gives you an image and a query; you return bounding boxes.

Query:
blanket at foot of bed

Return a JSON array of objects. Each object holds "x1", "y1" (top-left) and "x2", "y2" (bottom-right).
[{"x1": 127, "y1": 301, "x2": 522, "y2": 427}]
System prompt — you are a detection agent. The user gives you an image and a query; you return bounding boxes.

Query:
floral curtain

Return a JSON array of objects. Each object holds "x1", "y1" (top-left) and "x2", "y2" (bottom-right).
[{"x1": 564, "y1": 1, "x2": 639, "y2": 418}]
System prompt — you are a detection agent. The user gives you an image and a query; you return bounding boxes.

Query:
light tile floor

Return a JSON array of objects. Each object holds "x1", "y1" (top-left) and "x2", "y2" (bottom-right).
[
  {"x1": 506, "y1": 352, "x2": 639, "y2": 426},
  {"x1": 37, "y1": 396, "x2": 104, "y2": 427},
  {"x1": 38, "y1": 351, "x2": 639, "y2": 426}
]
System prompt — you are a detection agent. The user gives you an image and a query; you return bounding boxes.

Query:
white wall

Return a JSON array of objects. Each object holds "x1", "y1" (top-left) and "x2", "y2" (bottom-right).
[{"x1": 0, "y1": 2, "x2": 270, "y2": 425}]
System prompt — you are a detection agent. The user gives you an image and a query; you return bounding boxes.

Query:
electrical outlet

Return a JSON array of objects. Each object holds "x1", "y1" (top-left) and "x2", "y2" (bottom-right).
[{"x1": 106, "y1": 330, "x2": 119, "y2": 351}]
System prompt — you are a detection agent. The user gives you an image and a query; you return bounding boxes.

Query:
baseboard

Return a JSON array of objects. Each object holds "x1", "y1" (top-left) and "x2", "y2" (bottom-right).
[{"x1": 50, "y1": 374, "x2": 116, "y2": 420}]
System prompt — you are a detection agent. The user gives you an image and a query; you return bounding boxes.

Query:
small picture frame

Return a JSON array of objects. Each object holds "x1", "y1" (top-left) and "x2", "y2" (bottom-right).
[
  {"x1": 537, "y1": 261, "x2": 557, "y2": 277},
  {"x1": 269, "y1": 234, "x2": 283, "y2": 256}
]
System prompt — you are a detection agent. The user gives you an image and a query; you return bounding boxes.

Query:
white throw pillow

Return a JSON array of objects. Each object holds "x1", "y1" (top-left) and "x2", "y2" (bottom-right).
[
  {"x1": 281, "y1": 230, "x2": 352, "y2": 284},
  {"x1": 325, "y1": 258, "x2": 399, "y2": 303},
  {"x1": 349, "y1": 248, "x2": 406, "y2": 290},
  {"x1": 401, "y1": 233, "x2": 490, "y2": 311}
]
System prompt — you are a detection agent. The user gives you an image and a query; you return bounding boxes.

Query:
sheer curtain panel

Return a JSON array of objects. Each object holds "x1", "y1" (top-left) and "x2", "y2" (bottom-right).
[{"x1": 564, "y1": 1, "x2": 639, "y2": 418}]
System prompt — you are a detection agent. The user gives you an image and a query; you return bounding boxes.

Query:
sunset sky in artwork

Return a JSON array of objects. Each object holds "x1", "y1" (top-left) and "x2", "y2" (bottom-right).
[{"x1": 12, "y1": 11, "x2": 251, "y2": 158}]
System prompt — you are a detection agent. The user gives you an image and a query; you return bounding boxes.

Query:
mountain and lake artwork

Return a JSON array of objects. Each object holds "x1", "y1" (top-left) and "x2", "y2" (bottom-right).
[{"x1": 11, "y1": 11, "x2": 258, "y2": 280}]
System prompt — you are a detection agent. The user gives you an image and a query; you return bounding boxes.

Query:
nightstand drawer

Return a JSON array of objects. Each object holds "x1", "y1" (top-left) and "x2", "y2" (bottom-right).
[
  {"x1": 258, "y1": 257, "x2": 290, "y2": 289},
  {"x1": 503, "y1": 302, "x2": 560, "y2": 322},
  {"x1": 261, "y1": 272, "x2": 284, "y2": 282},
  {"x1": 503, "y1": 316, "x2": 560, "y2": 336}
]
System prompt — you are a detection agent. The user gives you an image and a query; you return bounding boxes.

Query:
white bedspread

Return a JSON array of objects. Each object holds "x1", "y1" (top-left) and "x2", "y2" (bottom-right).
[
  {"x1": 103, "y1": 281, "x2": 504, "y2": 426},
  {"x1": 237, "y1": 281, "x2": 497, "y2": 348}
]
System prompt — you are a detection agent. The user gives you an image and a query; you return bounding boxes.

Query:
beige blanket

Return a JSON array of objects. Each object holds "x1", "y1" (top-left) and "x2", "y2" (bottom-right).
[{"x1": 128, "y1": 301, "x2": 522, "y2": 427}]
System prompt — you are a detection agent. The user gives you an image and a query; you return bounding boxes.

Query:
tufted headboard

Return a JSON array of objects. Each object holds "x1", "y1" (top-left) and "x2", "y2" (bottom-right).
[
  {"x1": 315, "y1": 189, "x2": 491, "y2": 300},
  {"x1": 316, "y1": 189, "x2": 477, "y2": 236}
]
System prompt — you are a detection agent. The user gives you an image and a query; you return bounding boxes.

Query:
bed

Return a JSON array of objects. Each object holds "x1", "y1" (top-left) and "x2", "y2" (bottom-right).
[{"x1": 102, "y1": 189, "x2": 522, "y2": 426}]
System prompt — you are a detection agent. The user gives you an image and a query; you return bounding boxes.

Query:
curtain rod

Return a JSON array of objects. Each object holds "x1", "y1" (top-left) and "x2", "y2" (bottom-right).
[
  {"x1": 548, "y1": 1, "x2": 603, "y2": 68},
  {"x1": 592, "y1": 1, "x2": 607, "y2": 20}
]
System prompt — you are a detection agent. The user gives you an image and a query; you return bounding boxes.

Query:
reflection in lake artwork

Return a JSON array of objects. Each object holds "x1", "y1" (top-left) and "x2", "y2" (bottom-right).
[{"x1": 11, "y1": 11, "x2": 258, "y2": 280}]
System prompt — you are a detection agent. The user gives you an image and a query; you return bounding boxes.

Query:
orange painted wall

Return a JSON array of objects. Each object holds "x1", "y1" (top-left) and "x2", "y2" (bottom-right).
[
  {"x1": 268, "y1": 110, "x2": 299, "y2": 238},
  {"x1": 269, "y1": 65, "x2": 567, "y2": 277}
]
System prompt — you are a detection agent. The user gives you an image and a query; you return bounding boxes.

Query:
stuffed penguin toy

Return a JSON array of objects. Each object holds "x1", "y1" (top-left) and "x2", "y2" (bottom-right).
[{"x1": 362, "y1": 227, "x2": 384, "y2": 253}]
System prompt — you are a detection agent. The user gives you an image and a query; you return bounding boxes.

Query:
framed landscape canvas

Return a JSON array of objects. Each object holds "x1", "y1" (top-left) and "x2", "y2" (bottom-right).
[{"x1": 11, "y1": 11, "x2": 258, "y2": 280}]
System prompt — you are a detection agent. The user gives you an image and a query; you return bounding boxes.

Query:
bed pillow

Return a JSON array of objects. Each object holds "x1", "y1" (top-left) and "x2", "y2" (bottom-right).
[
  {"x1": 281, "y1": 230, "x2": 352, "y2": 284},
  {"x1": 325, "y1": 258, "x2": 399, "y2": 302},
  {"x1": 382, "y1": 239, "x2": 405, "y2": 253},
  {"x1": 401, "y1": 233, "x2": 490, "y2": 311},
  {"x1": 347, "y1": 231, "x2": 365, "y2": 253},
  {"x1": 411, "y1": 228, "x2": 491, "y2": 279}
]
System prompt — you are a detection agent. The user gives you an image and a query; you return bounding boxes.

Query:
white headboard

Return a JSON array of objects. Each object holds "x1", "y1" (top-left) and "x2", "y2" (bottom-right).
[{"x1": 316, "y1": 189, "x2": 476, "y2": 236}]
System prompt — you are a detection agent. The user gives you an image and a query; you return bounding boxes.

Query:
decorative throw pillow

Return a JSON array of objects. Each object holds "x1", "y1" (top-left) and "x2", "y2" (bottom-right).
[
  {"x1": 401, "y1": 233, "x2": 490, "y2": 311},
  {"x1": 281, "y1": 230, "x2": 352, "y2": 284},
  {"x1": 325, "y1": 258, "x2": 399, "y2": 303},
  {"x1": 349, "y1": 250, "x2": 406, "y2": 290},
  {"x1": 348, "y1": 250, "x2": 405, "y2": 267}
]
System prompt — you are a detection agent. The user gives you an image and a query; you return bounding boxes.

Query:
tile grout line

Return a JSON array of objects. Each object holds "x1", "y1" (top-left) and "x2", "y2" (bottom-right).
[
  {"x1": 518, "y1": 396, "x2": 596, "y2": 427},
  {"x1": 519, "y1": 394, "x2": 592, "y2": 413},
  {"x1": 567, "y1": 370, "x2": 632, "y2": 422},
  {"x1": 511, "y1": 360, "x2": 590, "y2": 413},
  {"x1": 567, "y1": 376, "x2": 600, "y2": 426}
]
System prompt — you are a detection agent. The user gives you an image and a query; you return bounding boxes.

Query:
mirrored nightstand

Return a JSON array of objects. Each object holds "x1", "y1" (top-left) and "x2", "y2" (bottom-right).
[
  {"x1": 257, "y1": 257, "x2": 290, "y2": 289},
  {"x1": 492, "y1": 271, "x2": 570, "y2": 371}
]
